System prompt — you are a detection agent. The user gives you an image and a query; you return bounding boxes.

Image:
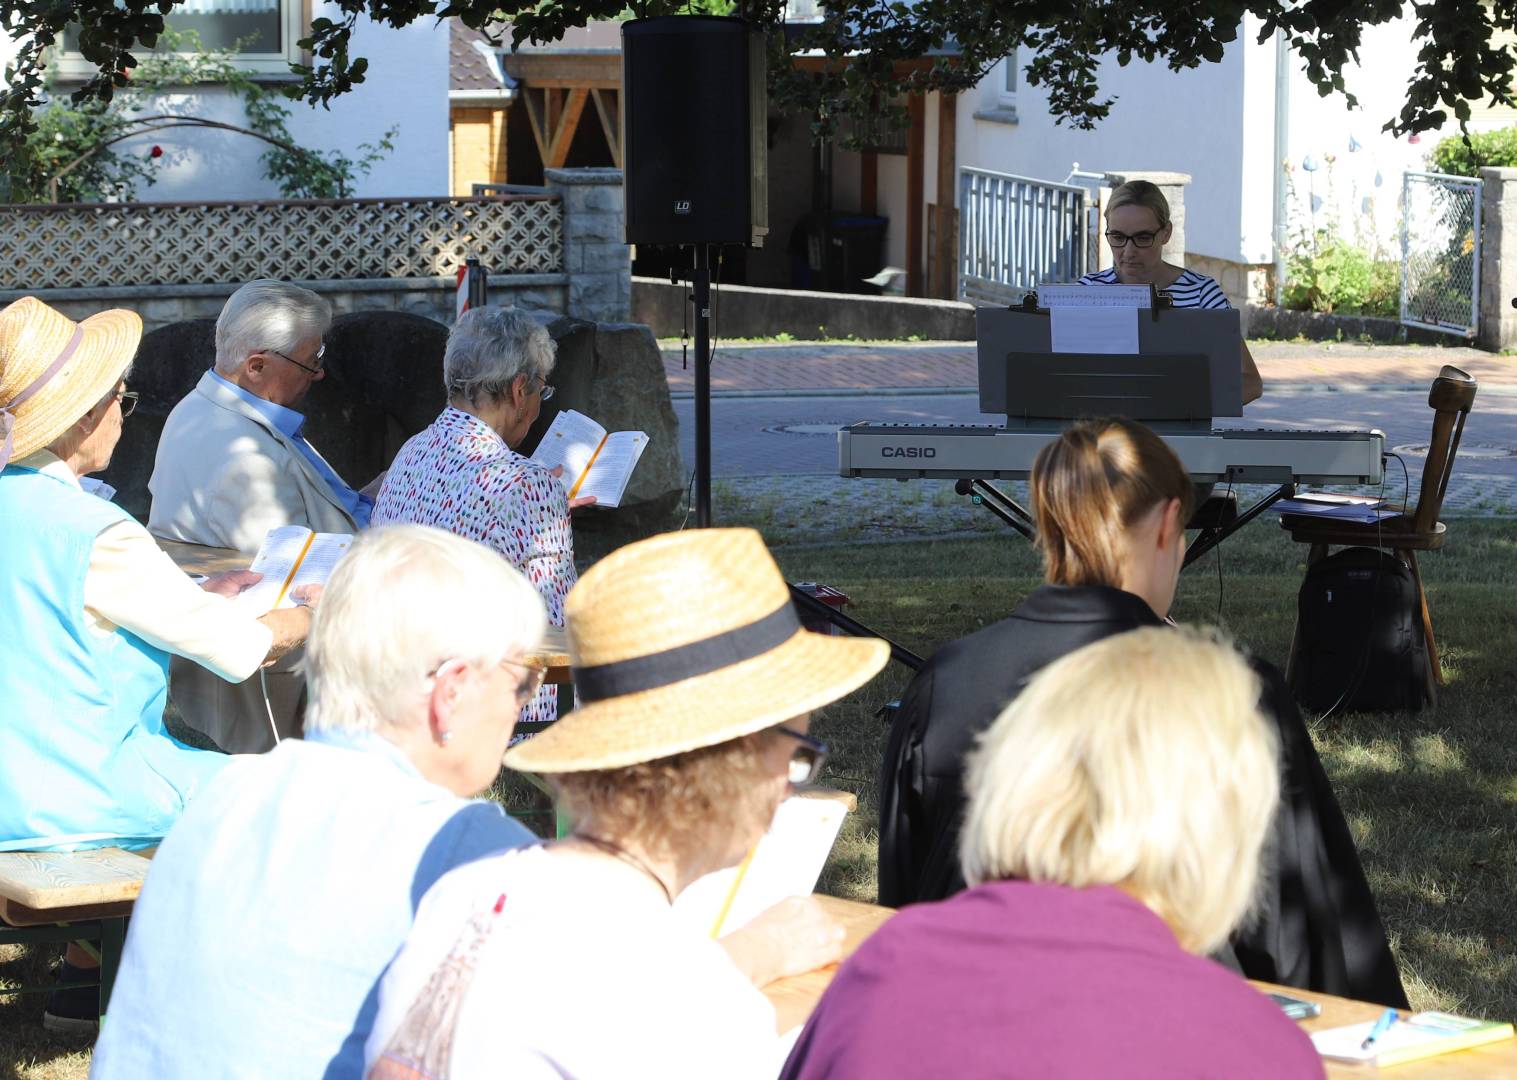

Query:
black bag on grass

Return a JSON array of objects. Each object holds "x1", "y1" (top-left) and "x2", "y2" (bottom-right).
[{"x1": 1289, "y1": 546, "x2": 1430, "y2": 714}]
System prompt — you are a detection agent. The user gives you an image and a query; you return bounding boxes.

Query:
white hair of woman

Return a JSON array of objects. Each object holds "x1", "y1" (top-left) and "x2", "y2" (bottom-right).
[
  {"x1": 443, "y1": 306, "x2": 556, "y2": 405},
  {"x1": 304, "y1": 524, "x2": 546, "y2": 736},
  {"x1": 214, "y1": 280, "x2": 333, "y2": 376},
  {"x1": 960, "y1": 625, "x2": 1280, "y2": 956}
]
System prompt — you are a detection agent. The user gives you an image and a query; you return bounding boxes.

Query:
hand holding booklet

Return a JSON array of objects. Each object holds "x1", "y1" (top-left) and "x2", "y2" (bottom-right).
[
  {"x1": 530, "y1": 409, "x2": 648, "y2": 508},
  {"x1": 673, "y1": 789, "x2": 854, "y2": 938},
  {"x1": 232, "y1": 525, "x2": 354, "y2": 616}
]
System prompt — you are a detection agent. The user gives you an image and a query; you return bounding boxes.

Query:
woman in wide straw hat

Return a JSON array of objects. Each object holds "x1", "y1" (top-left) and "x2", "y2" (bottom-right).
[
  {"x1": 0, "y1": 297, "x2": 315, "y2": 856},
  {"x1": 366, "y1": 527, "x2": 889, "y2": 1079}
]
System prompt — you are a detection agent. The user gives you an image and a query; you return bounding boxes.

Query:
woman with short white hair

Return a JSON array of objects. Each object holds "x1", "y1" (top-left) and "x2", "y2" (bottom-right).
[
  {"x1": 94, "y1": 525, "x2": 546, "y2": 1079},
  {"x1": 782, "y1": 628, "x2": 1324, "y2": 1079},
  {"x1": 374, "y1": 306, "x2": 582, "y2": 728}
]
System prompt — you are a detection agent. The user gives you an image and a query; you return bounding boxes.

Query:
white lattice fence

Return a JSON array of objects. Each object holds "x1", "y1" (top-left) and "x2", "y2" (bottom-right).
[{"x1": 0, "y1": 196, "x2": 564, "y2": 290}]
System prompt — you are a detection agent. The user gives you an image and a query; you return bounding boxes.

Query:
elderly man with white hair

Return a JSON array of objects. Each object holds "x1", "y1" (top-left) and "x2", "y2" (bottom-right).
[
  {"x1": 92, "y1": 525, "x2": 543, "y2": 1080},
  {"x1": 149, "y1": 280, "x2": 382, "y2": 749},
  {"x1": 374, "y1": 305, "x2": 588, "y2": 729}
]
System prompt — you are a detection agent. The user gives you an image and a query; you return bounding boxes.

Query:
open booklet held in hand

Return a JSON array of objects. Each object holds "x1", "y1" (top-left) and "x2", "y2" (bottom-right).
[
  {"x1": 673, "y1": 788, "x2": 855, "y2": 939},
  {"x1": 530, "y1": 409, "x2": 648, "y2": 508},
  {"x1": 233, "y1": 525, "x2": 354, "y2": 617}
]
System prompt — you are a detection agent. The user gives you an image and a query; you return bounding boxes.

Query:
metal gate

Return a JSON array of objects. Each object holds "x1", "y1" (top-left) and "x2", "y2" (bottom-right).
[
  {"x1": 959, "y1": 167, "x2": 1092, "y2": 304},
  {"x1": 1401, "y1": 171, "x2": 1482, "y2": 337}
]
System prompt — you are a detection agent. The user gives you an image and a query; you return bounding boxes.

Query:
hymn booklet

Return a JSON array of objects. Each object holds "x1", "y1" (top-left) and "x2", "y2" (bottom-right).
[
  {"x1": 529, "y1": 409, "x2": 649, "y2": 508},
  {"x1": 674, "y1": 788, "x2": 854, "y2": 939},
  {"x1": 233, "y1": 525, "x2": 354, "y2": 616}
]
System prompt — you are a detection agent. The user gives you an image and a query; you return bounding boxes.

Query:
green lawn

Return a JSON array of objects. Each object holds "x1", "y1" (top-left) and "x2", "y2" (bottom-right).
[{"x1": 5, "y1": 519, "x2": 1516, "y2": 1076}]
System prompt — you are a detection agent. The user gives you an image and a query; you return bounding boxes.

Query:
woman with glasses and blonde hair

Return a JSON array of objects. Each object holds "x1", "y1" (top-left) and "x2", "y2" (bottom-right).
[
  {"x1": 879, "y1": 417, "x2": 1407, "y2": 1008},
  {"x1": 784, "y1": 629, "x2": 1325, "y2": 1078},
  {"x1": 375, "y1": 306, "x2": 590, "y2": 728},
  {"x1": 1081, "y1": 179, "x2": 1263, "y2": 403},
  {"x1": 365, "y1": 528, "x2": 891, "y2": 1079}
]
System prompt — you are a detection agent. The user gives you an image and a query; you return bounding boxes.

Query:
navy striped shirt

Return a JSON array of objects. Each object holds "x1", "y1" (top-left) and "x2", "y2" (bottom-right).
[{"x1": 1077, "y1": 267, "x2": 1231, "y2": 310}]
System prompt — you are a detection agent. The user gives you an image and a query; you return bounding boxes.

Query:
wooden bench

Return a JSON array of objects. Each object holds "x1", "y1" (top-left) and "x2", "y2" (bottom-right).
[{"x1": 0, "y1": 848, "x2": 152, "y2": 1018}]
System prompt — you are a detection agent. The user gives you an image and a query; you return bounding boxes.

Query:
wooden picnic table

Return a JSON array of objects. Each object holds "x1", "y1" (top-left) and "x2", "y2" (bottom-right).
[
  {"x1": 159, "y1": 539, "x2": 572, "y2": 680},
  {"x1": 765, "y1": 899, "x2": 1517, "y2": 1076}
]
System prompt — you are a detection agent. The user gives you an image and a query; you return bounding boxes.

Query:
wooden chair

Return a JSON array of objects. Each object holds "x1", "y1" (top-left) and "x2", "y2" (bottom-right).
[
  {"x1": 0, "y1": 848, "x2": 152, "y2": 1021},
  {"x1": 1280, "y1": 365, "x2": 1478, "y2": 706}
]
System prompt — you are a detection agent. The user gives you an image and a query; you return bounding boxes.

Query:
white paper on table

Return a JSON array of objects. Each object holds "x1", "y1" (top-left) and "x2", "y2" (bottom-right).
[
  {"x1": 1049, "y1": 305, "x2": 1140, "y2": 355},
  {"x1": 1039, "y1": 282, "x2": 1152, "y2": 308}
]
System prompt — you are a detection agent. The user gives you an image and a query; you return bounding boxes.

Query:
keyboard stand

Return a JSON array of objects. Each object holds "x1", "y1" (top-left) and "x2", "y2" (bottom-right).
[
  {"x1": 788, "y1": 584, "x2": 925, "y2": 672},
  {"x1": 955, "y1": 477, "x2": 1298, "y2": 569}
]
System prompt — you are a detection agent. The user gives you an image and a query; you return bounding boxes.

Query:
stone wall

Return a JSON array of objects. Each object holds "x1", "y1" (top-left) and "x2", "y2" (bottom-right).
[
  {"x1": 545, "y1": 167, "x2": 632, "y2": 325},
  {"x1": 1478, "y1": 167, "x2": 1517, "y2": 352},
  {"x1": 1185, "y1": 254, "x2": 1273, "y2": 312}
]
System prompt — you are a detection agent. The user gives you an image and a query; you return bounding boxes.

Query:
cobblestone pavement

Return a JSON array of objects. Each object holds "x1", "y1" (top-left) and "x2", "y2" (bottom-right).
[{"x1": 662, "y1": 339, "x2": 1516, "y2": 396}]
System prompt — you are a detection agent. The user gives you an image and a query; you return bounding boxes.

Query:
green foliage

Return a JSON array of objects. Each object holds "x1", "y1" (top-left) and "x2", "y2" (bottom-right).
[
  {"x1": 1429, "y1": 125, "x2": 1517, "y2": 176},
  {"x1": 7, "y1": 1, "x2": 1517, "y2": 167},
  {"x1": 6, "y1": 30, "x2": 396, "y2": 202},
  {"x1": 1282, "y1": 232, "x2": 1400, "y2": 318}
]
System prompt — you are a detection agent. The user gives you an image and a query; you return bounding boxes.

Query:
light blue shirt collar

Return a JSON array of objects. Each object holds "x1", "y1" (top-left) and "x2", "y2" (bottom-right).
[
  {"x1": 208, "y1": 370, "x2": 305, "y2": 439},
  {"x1": 303, "y1": 727, "x2": 424, "y2": 781}
]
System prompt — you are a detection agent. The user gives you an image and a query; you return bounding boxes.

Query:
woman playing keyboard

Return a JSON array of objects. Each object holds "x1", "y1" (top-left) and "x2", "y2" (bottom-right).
[{"x1": 1081, "y1": 179, "x2": 1263, "y2": 404}]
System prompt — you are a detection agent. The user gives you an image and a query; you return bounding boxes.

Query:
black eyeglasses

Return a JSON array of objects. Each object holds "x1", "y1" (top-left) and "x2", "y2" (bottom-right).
[
  {"x1": 112, "y1": 390, "x2": 139, "y2": 418},
  {"x1": 266, "y1": 343, "x2": 326, "y2": 377},
  {"x1": 1105, "y1": 230, "x2": 1161, "y2": 249},
  {"x1": 777, "y1": 727, "x2": 829, "y2": 785}
]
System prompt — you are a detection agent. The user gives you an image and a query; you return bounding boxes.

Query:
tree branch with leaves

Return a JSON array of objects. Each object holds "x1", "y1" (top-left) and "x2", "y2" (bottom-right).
[{"x1": 4, "y1": 0, "x2": 1517, "y2": 173}]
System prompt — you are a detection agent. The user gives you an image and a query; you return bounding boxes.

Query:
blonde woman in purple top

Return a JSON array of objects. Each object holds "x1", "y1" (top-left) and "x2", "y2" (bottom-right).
[{"x1": 783, "y1": 628, "x2": 1325, "y2": 1080}]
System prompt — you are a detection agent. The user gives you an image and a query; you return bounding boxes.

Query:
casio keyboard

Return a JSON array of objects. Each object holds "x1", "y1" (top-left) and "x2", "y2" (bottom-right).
[
  {"x1": 839, "y1": 423, "x2": 1385, "y2": 487},
  {"x1": 838, "y1": 422, "x2": 1386, "y2": 568}
]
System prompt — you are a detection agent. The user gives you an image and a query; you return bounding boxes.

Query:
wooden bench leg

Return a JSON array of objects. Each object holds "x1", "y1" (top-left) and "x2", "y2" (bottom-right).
[
  {"x1": 1400, "y1": 549, "x2": 1441, "y2": 702},
  {"x1": 1285, "y1": 542, "x2": 1331, "y2": 687},
  {"x1": 98, "y1": 915, "x2": 126, "y2": 1020}
]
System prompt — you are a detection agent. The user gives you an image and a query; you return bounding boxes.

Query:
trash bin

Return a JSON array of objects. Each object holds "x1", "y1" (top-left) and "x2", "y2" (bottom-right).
[{"x1": 825, "y1": 214, "x2": 888, "y2": 294}]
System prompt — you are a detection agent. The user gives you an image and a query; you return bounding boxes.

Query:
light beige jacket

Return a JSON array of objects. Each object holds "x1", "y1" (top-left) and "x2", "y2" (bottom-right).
[{"x1": 148, "y1": 370, "x2": 359, "y2": 752}]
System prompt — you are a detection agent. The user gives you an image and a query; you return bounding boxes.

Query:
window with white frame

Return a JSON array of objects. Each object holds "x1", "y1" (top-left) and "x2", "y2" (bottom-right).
[
  {"x1": 56, "y1": 0, "x2": 304, "y2": 77},
  {"x1": 1000, "y1": 49, "x2": 1018, "y2": 107}
]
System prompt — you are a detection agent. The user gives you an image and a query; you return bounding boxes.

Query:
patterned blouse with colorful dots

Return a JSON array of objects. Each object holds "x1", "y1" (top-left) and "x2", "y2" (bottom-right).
[{"x1": 373, "y1": 406, "x2": 574, "y2": 728}]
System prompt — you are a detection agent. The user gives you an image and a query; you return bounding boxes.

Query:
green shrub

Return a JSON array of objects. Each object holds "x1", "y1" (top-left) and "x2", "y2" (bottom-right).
[
  {"x1": 1429, "y1": 126, "x2": 1517, "y2": 177},
  {"x1": 1282, "y1": 237, "x2": 1400, "y2": 317}
]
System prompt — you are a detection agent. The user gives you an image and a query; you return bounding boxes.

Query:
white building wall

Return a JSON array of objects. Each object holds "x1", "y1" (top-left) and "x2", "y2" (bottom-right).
[
  {"x1": 956, "y1": 39, "x2": 1254, "y2": 263},
  {"x1": 3, "y1": 12, "x2": 448, "y2": 200}
]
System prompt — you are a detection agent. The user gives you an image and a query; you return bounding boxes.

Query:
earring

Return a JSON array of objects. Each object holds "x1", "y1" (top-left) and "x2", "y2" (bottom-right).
[{"x1": 439, "y1": 730, "x2": 453, "y2": 745}]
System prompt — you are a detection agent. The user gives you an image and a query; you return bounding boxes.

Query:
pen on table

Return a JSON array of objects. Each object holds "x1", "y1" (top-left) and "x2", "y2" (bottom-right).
[{"x1": 1361, "y1": 1008, "x2": 1399, "y2": 1051}]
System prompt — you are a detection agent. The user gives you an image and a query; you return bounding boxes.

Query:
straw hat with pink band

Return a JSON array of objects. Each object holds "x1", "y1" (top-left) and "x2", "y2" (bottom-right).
[
  {"x1": 504, "y1": 527, "x2": 889, "y2": 774},
  {"x1": 0, "y1": 297, "x2": 143, "y2": 471}
]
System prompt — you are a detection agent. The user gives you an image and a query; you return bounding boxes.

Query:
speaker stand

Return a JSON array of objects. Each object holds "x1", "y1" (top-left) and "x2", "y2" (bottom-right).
[{"x1": 693, "y1": 244, "x2": 714, "y2": 526}]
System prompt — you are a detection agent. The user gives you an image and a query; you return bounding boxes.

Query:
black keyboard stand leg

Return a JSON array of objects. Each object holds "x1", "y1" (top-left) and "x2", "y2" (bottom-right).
[
  {"x1": 788, "y1": 584, "x2": 925, "y2": 671},
  {"x1": 955, "y1": 479, "x2": 1036, "y2": 541},
  {"x1": 1182, "y1": 483, "x2": 1293, "y2": 568}
]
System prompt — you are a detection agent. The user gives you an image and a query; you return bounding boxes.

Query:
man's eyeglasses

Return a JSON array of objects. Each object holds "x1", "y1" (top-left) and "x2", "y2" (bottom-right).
[
  {"x1": 777, "y1": 727, "x2": 829, "y2": 786},
  {"x1": 266, "y1": 343, "x2": 326, "y2": 377},
  {"x1": 1105, "y1": 230, "x2": 1160, "y2": 249},
  {"x1": 112, "y1": 389, "x2": 140, "y2": 418}
]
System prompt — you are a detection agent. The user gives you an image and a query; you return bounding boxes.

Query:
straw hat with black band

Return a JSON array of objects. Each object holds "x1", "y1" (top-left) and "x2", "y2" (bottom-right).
[
  {"x1": 0, "y1": 297, "x2": 143, "y2": 471},
  {"x1": 504, "y1": 528, "x2": 889, "y2": 774}
]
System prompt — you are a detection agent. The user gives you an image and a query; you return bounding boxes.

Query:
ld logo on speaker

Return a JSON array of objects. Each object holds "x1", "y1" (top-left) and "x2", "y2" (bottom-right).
[{"x1": 674, "y1": 200, "x2": 692, "y2": 215}]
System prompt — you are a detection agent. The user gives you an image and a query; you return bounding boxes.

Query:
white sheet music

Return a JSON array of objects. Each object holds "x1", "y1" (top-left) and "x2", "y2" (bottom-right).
[
  {"x1": 1039, "y1": 282, "x2": 1152, "y2": 308},
  {"x1": 1049, "y1": 306, "x2": 1140, "y2": 354},
  {"x1": 571, "y1": 431, "x2": 648, "y2": 507},
  {"x1": 233, "y1": 526, "x2": 353, "y2": 615},
  {"x1": 530, "y1": 409, "x2": 647, "y2": 507}
]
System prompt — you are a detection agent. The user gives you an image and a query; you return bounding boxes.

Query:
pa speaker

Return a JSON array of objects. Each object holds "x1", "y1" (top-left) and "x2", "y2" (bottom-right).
[{"x1": 622, "y1": 16, "x2": 768, "y2": 247}]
